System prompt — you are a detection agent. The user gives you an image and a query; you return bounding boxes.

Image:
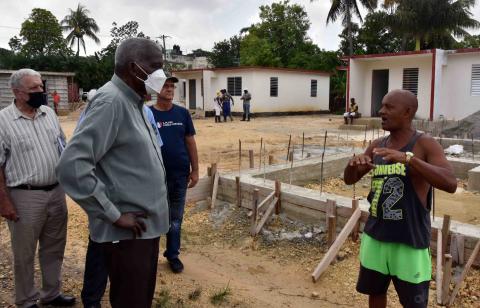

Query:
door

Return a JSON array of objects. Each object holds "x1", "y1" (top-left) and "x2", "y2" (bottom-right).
[
  {"x1": 188, "y1": 79, "x2": 196, "y2": 109},
  {"x1": 371, "y1": 70, "x2": 389, "y2": 116}
]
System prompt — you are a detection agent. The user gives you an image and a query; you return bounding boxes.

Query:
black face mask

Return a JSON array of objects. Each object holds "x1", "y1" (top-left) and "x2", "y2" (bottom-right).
[{"x1": 26, "y1": 92, "x2": 47, "y2": 108}]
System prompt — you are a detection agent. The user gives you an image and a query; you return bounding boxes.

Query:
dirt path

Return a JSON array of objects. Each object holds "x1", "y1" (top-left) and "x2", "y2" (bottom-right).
[{"x1": 1, "y1": 114, "x2": 479, "y2": 307}]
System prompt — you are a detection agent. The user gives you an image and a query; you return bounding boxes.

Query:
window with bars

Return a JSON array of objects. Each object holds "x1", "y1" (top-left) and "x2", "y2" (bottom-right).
[
  {"x1": 472, "y1": 64, "x2": 480, "y2": 96},
  {"x1": 402, "y1": 68, "x2": 419, "y2": 96},
  {"x1": 311, "y1": 80, "x2": 317, "y2": 97},
  {"x1": 270, "y1": 77, "x2": 278, "y2": 97},
  {"x1": 227, "y1": 77, "x2": 242, "y2": 96}
]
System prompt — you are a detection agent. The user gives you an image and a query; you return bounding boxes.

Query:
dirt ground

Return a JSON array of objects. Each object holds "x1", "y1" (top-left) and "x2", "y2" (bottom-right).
[{"x1": 1, "y1": 114, "x2": 479, "y2": 307}]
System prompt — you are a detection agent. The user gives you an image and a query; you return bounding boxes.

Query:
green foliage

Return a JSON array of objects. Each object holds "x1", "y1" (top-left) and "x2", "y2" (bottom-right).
[
  {"x1": 101, "y1": 21, "x2": 149, "y2": 57},
  {"x1": 208, "y1": 36, "x2": 241, "y2": 67},
  {"x1": 454, "y1": 34, "x2": 480, "y2": 48},
  {"x1": 153, "y1": 289, "x2": 172, "y2": 308},
  {"x1": 210, "y1": 285, "x2": 231, "y2": 306},
  {"x1": 240, "y1": 34, "x2": 281, "y2": 67},
  {"x1": 61, "y1": 4, "x2": 100, "y2": 56},
  {"x1": 16, "y1": 8, "x2": 70, "y2": 57}
]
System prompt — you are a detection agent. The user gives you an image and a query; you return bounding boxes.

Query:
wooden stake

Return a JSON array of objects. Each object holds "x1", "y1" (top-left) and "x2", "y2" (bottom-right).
[
  {"x1": 442, "y1": 254, "x2": 453, "y2": 304},
  {"x1": 312, "y1": 207, "x2": 361, "y2": 282},
  {"x1": 322, "y1": 131, "x2": 327, "y2": 153},
  {"x1": 286, "y1": 134, "x2": 291, "y2": 162},
  {"x1": 442, "y1": 215, "x2": 451, "y2": 265},
  {"x1": 207, "y1": 166, "x2": 212, "y2": 177},
  {"x1": 320, "y1": 152, "x2": 325, "y2": 195},
  {"x1": 210, "y1": 172, "x2": 219, "y2": 209},
  {"x1": 211, "y1": 163, "x2": 217, "y2": 194},
  {"x1": 448, "y1": 240, "x2": 480, "y2": 306},
  {"x1": 327, "y1": 215, "x2": 337, "y2": 247},
  {"x1": 259, "y1": 138, "x2": 263, "y2": 170},
  {"x1": 235, "y1": 176, "x2": 241, "y2": 207},
  {"x1": 238, "y1": 139, "x2": 242, "y2": 176},
  {"x1": 436, "y1": 230, "x2": 443, "y2": 305},
  {"x1": 249, "y1": 150, "x2": 254, "y2": 169},
  {"x1": 289, "y1": 143, "x2": 295, "y2": 185},
  {"x1": 326, "y1": 199, "x2": 336, "y2": 226},
  {"x1": 363, "y1": 125, "x2": 367, "y2": 147},
  {"x1": 250, "y1": 188, "x2": 259, "y2": 233},
  {"x1": 252, "y1": 197, "x2": 278, "y2": 236},
  {"x1": 263, "y1": 143, "x2": 267, "y2": 183},
  {"x1": 275, "y1": 180, "x2": 281, "y2": 214},
  {"x1": 302, "y1": 132, "x2": 305, "y2": 158},
  {"x1": 268, "y1": 155, "x2": 274, "y2": 165},
  {"x1": 351, "y1": 199, "x2": 360, "y2": 241}
]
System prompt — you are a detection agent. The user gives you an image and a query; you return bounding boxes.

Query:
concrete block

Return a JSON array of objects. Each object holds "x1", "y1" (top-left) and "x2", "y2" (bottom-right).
[{"x1": 467, "y1": 166, "x2": 480, "y2": 192}]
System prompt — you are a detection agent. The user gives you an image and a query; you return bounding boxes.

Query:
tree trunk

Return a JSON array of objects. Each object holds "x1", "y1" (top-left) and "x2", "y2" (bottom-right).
[
  {"x1": 401, "y1": 34, "x2": 407, "y2": 51},
  {"x1": 76, "y1": 38, "x2": 80, "y2": 57},
  {"x1": 415, "y1": 35, "x2": 421, "y2": 51},
  {"x1": 347, "y1": 12, "x2": 353, "y2": 56}
]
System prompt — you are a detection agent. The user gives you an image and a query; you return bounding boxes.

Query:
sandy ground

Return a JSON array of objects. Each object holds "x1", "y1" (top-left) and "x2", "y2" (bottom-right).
[{"x1": 1, "y1": 114, "x2": 479, "y2": 307}]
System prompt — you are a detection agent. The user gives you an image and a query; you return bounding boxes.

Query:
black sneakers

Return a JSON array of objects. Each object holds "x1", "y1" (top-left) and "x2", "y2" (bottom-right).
[{"x1": 168, "y1": 258, "x2": 184, "y2": 273}]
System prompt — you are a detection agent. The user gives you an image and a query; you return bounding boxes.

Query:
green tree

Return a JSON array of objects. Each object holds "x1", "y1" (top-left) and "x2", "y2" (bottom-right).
[
  {"x1": 338, "y1": 22, "x2": 363, "y2": 55},
  {"x1": 322, "y1": 0, "x2": 377, "y2": 56},
  {"x1": 454, "y1": 34, "x2": 480, "y2": 48},
  {"x1": 13, "y1": 8, "x2": 70, "y2": 56},
  {"x1": 101, "y1": 21, "x2": 148, "y2": 57},
  {"x1": 208, "y1": 36, "x2": 241, "y2": 67},
  {"x1": 61, "y1": 4, "x2": 100, "y2": 56},
  {"x1": 387, "y1": 0, "x2": 479, "y2": 50}
]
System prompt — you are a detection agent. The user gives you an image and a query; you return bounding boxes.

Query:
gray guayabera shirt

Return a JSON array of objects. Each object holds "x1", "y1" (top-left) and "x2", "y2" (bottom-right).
[{"x1": 56, "y1": 74, "x2": 169, "y2": 243}]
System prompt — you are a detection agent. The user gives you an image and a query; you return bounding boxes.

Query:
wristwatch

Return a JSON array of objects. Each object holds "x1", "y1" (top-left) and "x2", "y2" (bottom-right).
[{"x1": 405, "y1": 151, "x2": 414, "y2": 165}]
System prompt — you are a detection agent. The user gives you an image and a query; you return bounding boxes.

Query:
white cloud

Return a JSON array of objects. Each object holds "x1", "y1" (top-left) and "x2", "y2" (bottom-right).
[{"x1": 0, "y1": 0, "x2": 479, "y2": 55}]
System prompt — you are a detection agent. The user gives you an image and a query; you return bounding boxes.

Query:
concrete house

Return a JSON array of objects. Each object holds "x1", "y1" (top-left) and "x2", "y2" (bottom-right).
[
  {"x1": 0, "y1": 70, "x2": 76, "y2": 111},
  {"x1": 345, "y1": 48, "x2": 480, "y2": 120},
  {"x1": 172, "y1": 66, "x2": 330, "y2": 114}
]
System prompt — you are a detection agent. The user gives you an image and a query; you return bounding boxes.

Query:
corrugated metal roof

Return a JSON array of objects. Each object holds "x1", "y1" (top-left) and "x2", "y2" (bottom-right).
[{"x1": 0, "y1": 70, "x2": 75, "y2": 77}]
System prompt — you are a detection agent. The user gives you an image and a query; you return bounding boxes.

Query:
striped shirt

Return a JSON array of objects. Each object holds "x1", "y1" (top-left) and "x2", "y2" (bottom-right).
[{"x1": 0, "y1": 102, "x2": 65, "y2": 187}]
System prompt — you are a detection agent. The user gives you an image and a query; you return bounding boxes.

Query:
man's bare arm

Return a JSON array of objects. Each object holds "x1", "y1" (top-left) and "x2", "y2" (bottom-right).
[
  {"x1": 0, "y1": 167, "x2": 18, "y2": 221},
  {"x1": 185, "y1": 135, "x2": 199, "y2": 188},
  {"x1": 409, "y1": 136, "x2": 457, "y2": 193}
]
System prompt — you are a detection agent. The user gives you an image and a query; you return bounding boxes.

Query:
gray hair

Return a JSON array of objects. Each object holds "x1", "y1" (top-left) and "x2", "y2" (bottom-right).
[
  {"x1": 9, "y1": 68, "x2": 41, "y2": 89},
  {"x1": 114, "y1": 38, "x2": 163, "y2": 74}
]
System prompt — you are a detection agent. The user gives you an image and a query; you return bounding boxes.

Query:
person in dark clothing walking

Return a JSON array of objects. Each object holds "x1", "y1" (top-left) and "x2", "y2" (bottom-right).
[{"x1": 344, "y1": 89, "x2": 457, "y2": 308}]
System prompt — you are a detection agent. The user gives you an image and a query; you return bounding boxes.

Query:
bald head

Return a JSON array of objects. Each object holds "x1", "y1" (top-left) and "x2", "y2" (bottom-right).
[
  {"x1": 114, "y1": 38, "x2": 163, "y2": 75},
  {"x1": 384, "y1": 89, "x2": 418, "y2": 118}
]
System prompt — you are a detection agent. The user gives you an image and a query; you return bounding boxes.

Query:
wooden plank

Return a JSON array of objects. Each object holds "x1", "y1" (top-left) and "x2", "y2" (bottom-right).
[
  {"x1": 252, "y1": 197, "x2": 278, "y2": 236},
  {"x1": 442, "y1": 254, "x2": 453, "y2": 305},
  {"x1": 250, "y1": 189, "x2": 259, "y2": 234},
  {"x1": 269, "y1": 155, "x2": 274, "y2": 165},
  {"x1": 457, "y1": 235, "x2": 465, "y2": 266},
  {"x1": 235, "y1": 176, "x2": 241, "y2": 207},
  {"x1": 249, "y1": 150, "x2": 254, "y2": 169},
  {"x1": 448, "y1": 240, "x2": 480, "y2": 306},
  {"x1": 210, "y1": 172, "x2": 219, "y2": 209},
  {"x1": 312, "y1": 207, "x2": 361, "y2": 282},
  {"x1": 256, "y1": 191, "x2": 275, "y2": 213},
  {"x1": 436, "y1": 230, "x2": 443, "y2": 305},
  {"x1": 442, "y1": 215, "x2": 451, "y2": 265},
  {"x1": 325, "y1": 199, "x2": 336, "y2": 226}
]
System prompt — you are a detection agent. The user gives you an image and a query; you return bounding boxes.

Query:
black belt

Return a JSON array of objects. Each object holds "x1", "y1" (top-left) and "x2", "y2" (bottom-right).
[{"x1": 12, "y1": 183, "x2": 59, "y2": 191}]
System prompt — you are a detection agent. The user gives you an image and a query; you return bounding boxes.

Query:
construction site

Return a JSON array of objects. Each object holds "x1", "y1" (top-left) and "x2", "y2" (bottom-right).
[{"x1": 0, "y1": 114, "x2": 479, "y2": 307}]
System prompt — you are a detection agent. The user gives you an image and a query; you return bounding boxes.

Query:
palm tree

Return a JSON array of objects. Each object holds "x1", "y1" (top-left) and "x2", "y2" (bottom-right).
[
  {"x1": 61, "y1": 4, "x2": 100, "y2": 56},
  {"x1": 321, "y1": 0, "x2": 378, "y2": 55},
  {"x1": 386, "y1": 0, "x2": 479, "y2": 50}
]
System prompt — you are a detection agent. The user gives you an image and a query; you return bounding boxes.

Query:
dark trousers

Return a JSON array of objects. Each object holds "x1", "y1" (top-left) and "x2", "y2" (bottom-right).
[
  {"x1": 81, "y1": 238, "x2": 108, "y2": 307},
  {"x1": 164, "y1": 176, "x2": 188, "y2": 260},
  {"x1": 82, "y1": 237, "x2": 160, "y2": 308}
]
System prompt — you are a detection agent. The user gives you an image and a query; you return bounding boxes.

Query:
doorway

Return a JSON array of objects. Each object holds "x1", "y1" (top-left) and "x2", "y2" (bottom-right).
[
  {"x1": 371, "y1": 70, "x2": 389, "y2": 116},
  {"x1": 188, "y1": 79, "x2": 196, "y2": 109}
]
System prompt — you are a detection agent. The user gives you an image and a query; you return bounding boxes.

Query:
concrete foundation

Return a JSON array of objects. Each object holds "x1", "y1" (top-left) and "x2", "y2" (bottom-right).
[{"x1": 468, "y1": 166, "x2": 480, "y2": 192}]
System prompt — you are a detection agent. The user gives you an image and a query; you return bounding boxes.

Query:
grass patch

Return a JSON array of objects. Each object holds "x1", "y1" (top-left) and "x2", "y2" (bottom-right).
[
  {"x1": 210, "y1": 283, "x2": 231, "y2": 306},
  {"x1": 154, "y1": 288, "x2": 172, "y2": 308},
  {"x1": 188, "y1": 287, "x2": 202, "y2": 301}
]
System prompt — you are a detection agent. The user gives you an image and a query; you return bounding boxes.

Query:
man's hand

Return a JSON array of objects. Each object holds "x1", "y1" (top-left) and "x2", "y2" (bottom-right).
[
  {"x1": 114, "y1": 212, "x2": 147, "y2": 238},
  {"x1": 373, "y1": 148, "x2": 406, "y2": 164},
  {"x1": 0, "y1": 200, "x2": 19, "y2": 222},
  {"x1": 188, "y1": 170, "x2": 199, "y2": 188},
  {"x1": 348, "y1": 154, "x2": 375, "y2": 169}
]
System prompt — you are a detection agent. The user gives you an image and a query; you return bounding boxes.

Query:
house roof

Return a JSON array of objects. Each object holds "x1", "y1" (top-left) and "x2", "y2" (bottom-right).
[
  {"x1": 0, "y1": 69, "x2": 75, "y2": 77},
  {"x1": 341, "y1": 48, "x2": 480, "y2": 61},
  {"x1": 172, "y1": 66, "x2": 331, "y2": 76}
]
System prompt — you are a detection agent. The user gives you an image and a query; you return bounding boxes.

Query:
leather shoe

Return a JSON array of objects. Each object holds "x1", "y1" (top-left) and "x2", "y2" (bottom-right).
[
  {"x1": 168, "y1": 257, "x2": 184, "y2": 273},
  {"x1": 42, "y1": 294, "x2": 76, "y2": 306}
]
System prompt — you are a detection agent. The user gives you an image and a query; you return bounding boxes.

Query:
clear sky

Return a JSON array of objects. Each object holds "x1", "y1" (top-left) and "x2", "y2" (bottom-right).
[{"x1": 0, "y1": 0, "x2": 479, "y2": 55}]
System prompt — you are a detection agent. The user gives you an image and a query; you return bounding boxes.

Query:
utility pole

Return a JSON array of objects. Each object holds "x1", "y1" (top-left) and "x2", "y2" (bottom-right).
[{"x1": 156, "y1": 34, "x2": 171, "y2": 62}]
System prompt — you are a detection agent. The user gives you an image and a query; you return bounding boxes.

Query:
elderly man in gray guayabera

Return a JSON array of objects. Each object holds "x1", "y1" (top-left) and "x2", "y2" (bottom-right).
[
  {"x1": 0, "y1": 69, "x2": 75, "y2": 308},
  {"x1": 56, "y1": 38, "x2": 170, "y2": 308}
]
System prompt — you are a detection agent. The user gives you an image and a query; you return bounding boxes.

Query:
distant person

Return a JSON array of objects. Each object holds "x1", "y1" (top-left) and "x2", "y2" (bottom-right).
[
  {"x1": 344, "y1": 98, "x2": 359, "y2": 124},
  {"x1": 220, "y1": 89, "x2": 234, "y2": 122},
  {"x1": 150, "y1": 75, "x2": 199, "y2": 273},
  {"x1": 0, "y1": 69, "x2": 75, "y2": 307},
  {"x1": 343, "y1": 90, "x2": 457, "y2": 308},
  {"x1": 240, "y1": 89, "x2": 252, "y2": 121},
  {"x1": 214, "y1": 91, "x2": 222, "y2": 123},
  {"x1": 52, "y1": 90, "x2": 61, "y2": 115},
  {"x1": 56, "y1": 38, "x2": 170, "y2": 308}
]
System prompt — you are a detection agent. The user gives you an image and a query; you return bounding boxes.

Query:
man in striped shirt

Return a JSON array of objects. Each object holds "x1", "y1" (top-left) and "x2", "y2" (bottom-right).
[{"x1": 0, "y1": 69, "x2": 75, "y2": 308}]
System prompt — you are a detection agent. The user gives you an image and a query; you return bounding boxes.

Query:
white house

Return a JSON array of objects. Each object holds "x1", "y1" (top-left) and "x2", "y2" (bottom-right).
[
  {"x1": 345, "y1": 48, "x2": 480, "y2": 120},
  {"x1": 172, "y1": 66, "x2": 330, "y2": 114}
]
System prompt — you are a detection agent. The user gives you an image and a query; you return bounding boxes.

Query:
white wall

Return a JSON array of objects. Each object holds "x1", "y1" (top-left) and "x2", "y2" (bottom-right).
[
  {"x1": 439, "y1": 52, "x2": 480, "y2": 120},
  {"x1": 208, "y1": 70, "x2": 329, "y2": 113},
  {"x1": 349, "y1": 55, "x2": 432, "y2": 119}
]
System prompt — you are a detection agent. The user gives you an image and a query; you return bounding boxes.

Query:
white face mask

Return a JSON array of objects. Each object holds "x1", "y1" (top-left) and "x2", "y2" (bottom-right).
[{"x1": 135, "y1": 63, "x2": 167, "y2": 94}]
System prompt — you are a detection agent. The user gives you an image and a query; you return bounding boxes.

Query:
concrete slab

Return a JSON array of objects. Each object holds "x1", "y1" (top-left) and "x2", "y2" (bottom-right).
[{"x1": 468, "y1": 166, "x2": 480, "y2": 192}]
